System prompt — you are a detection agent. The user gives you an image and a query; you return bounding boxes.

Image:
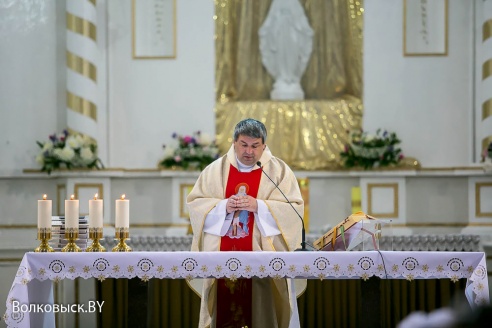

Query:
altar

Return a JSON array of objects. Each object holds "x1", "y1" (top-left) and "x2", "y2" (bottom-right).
[{"x1": 4, "y1": 250, "x2": 489, "y2": 327}]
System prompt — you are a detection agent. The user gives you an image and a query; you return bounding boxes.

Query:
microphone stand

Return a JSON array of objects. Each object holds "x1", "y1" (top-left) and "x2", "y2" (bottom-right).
[{"x1": 257, "y1": 162, "x2": 310, "y2": 251}]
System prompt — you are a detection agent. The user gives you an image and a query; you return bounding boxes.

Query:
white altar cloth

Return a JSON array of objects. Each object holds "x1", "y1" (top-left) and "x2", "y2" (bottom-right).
[{"x1": 4, "y1": 251, "x2": 490, "y2": 327}]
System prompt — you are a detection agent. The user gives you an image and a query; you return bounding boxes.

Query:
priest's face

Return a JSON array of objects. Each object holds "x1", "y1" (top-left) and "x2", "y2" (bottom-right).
[{"x1": 234, "y1": 135, "x2": 265, "y2": 166}]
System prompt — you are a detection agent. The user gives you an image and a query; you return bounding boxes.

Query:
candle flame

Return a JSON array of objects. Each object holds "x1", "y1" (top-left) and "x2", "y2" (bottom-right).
[
  {"x1": 70, "y1": 194, "x2": 75, "y2": 200},
  {"x1": 94, "y1": 193, "x2": 98, "y2": 200},
  {"x1": 42, "y1": 194, "x2": 47, "y2": 200},
  {"x1": 121, "y1": 194, "x2": 126, "y2": 200}
]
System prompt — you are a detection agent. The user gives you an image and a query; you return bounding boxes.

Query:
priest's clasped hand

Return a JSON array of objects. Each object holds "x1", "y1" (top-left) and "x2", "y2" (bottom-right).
[{"x1": 226, "y1": 195, "x2": 258, "y2": 214}]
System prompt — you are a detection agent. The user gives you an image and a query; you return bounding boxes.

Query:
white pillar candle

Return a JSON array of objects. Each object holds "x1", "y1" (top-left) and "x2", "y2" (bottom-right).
[
  {"x1": 37, "y1": 194, "x2": 52, "y2": 229},
  {"x1": 115, "y1": 194, "x2": 129, "y2": 228},
  {"x1": 65, "y1": 195, "x2": 79, "y2": 229},
  {"x1": 89, "y1": 194, "x2": 103, "y2": 228}
]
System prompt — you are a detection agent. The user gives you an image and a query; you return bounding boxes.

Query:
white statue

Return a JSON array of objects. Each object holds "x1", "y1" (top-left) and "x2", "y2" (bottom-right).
[{"x1": 259, "y1": 0, "x2": 314, "y2": 100}]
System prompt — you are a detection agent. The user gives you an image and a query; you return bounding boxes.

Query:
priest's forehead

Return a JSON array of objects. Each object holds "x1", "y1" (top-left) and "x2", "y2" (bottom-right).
[{"x1": 233, "y1": 119, "x2": 267, "y2": 143}]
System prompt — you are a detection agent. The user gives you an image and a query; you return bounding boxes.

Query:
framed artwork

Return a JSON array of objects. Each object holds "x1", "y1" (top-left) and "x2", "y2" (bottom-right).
[
  {"x1": 403, "y1": 0, "x2": 448, "y2": 56},
  {"x1": 132, "y1": 0, "x2": 176, "y2": 59}
]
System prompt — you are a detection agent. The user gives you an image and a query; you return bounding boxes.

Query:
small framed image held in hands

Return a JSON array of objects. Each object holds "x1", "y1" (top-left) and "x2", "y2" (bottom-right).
[
  {"x1": 403, "y1": 0, "x2": 448, "y2": 56},
  {"x1": 132, "y1": 0, "x2": 176, "y2": 59}
]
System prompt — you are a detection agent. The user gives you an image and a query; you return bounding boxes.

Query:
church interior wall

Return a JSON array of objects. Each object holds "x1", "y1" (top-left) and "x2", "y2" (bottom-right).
[
  {"x1": 106, "y1": 0, "x2": 215, "y2": 169},
  {"x1": 363, "y1": 0, "x2": 474, "y2": 167},
  {"x1": 0, "y1": 0, "x2": 491, "y2": 321}
]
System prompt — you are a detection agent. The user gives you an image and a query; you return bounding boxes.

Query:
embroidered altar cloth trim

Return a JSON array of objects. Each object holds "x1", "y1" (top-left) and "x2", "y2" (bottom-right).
[{"x1": 4, "y1": 251, "x2": 490, "y2": 327}]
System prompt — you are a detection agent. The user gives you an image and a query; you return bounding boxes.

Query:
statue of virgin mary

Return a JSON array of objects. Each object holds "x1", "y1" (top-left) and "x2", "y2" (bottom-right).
[{"x1": 259, "y1": 0, "x2": 314, "y2": 100}]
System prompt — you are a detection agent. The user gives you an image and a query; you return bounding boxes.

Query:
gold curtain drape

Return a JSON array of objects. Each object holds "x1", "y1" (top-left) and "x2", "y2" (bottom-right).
[
  {"x1": 214, "y1": 0, "x2": 364, "y2": 170},
  {"x1": 97, "y1": 278, "x2": 466, "y2": 328},
  {"x1": 215, "y1": 0, "x2": 363, "y2": 101}
]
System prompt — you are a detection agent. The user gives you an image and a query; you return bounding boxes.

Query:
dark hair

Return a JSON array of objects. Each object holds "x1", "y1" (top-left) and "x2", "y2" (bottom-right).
[{"x1": 233, "y1": 118, "x2": 267, "y2": 143}]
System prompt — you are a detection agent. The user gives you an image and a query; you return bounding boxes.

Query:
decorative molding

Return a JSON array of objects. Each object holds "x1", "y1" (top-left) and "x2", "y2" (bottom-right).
[
  {"x1": 179, "y1": 183, "x2": 194, "y2": 218},
  {"x1": 57, "y1": 184, "x2": 66, "y2": 216},
  {"x1": 476, "y1": 182, "x2": 492, "y2": 217},
  {"x1": 74, "y1": 183, "x2": 104, "y2": 216},
  {"x1": 367, "y1": 183, "x2": 399, "y2": 218}
]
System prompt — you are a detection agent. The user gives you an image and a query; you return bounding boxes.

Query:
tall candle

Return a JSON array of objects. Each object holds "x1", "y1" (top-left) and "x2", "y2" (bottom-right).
[
  {"x1": 89, "y1": 193, "x2": 103, "y2": 228},
  {"x1": 115, "y1": 194, "x2": 129, "y2": 228},
  {"x1": 37, "y1": 194, "x2": 52, "y2": 229},
  {"x1": 65, "y1": 195, "x2": 79, "y2": 229}
]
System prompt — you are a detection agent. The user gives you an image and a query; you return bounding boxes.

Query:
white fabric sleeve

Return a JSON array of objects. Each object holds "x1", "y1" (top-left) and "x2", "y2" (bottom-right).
[
  {"x1": 255, "y1": 200, "x2": 281, "y2": 237},
  {"x1": 203, "y1": 199, "x2": 233, "y2": 236}
]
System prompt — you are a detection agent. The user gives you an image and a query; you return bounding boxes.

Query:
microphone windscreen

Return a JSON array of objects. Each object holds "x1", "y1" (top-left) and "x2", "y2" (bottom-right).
[{"x1": 256, "y1": 161, "x2": 262, "y2": 167}]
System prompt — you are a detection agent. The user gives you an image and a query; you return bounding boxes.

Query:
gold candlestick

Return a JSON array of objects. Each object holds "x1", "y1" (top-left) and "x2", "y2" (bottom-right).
[
  {"x1": 86, "y1": 227, "x2": 106, "y2": 252},
  {"x1": 61, "y1": 228, "x2": 81, "y2": 252},
  {"x1": 112, "y1": 227, "x2": 132, "y2": 252},
  {"x1": 35, "y1": 228, "x2": 54, "y2": 252}
]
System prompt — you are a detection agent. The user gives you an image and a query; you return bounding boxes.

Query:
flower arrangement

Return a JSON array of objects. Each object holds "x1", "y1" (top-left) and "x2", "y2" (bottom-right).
[
  {"x1": 481, "y1": 141, "x2": 492, "y2": 162},
  {"x1": 159, "y1": 131, "x2": 220, "y2": 170},
  {"x1": 340, "y1": 129, "x2": 404, "y2": 169},
  {"x1": 36, "y1": 130, "x2": 104, "y2": 174}
]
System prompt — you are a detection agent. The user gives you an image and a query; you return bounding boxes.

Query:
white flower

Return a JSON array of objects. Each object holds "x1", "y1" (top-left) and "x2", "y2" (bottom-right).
[
  {"x1": 66, "y1": 135, "x2": 82, "y2": 149},
  {"x1": 54, "y1": 147, "x2": 75, "y2": 161},
  {"x1": 35, "y1": 154, "x2": 44, "y2": 164},
  {"x1": 81, "y1": 134, "x2": 93, "y2": 147},
  {"x1": 163, "y1": 146, "x2": 175, "y2": 158},
  {"x1": 198, "y1": 133, "x2": 213, "y2": 146},
  {"x1": 80, "y1": 147, "x2": 94, "y2": 163},
  {"x1": 42, "y1": 141, "x2": 53, "y2": 151}
]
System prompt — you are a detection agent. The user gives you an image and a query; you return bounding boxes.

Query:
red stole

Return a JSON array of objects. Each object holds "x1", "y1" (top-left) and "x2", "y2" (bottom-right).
[{"x1": 216, "y1": 165, "x2": 262, "y2": 328}]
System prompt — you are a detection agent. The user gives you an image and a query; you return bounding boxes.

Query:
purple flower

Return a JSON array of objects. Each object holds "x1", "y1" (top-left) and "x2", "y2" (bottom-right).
[
  {"x1": 383, "y1": 130, "x2": 388, "y2": 137},
  {"x1": 172, "y1": 132, "x2": 177, "y2": 139},
  {"x1": 183, "y1": 136, "x2": 193, "y2": 144},
  {"x1": 196, "y1": 130, "x2": 201, "y2": 135},
  {"x1": 63, "y1": 129, "x2": 69, "y2": 137},
  {"x1": 49, "y1": 134, "x2": 56, "y2": 142}
]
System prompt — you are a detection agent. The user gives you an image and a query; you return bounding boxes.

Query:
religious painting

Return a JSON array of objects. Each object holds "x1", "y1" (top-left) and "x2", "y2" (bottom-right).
[
  {"x1": 403, "y1": 0, "x2": 448, "y2": 56},
  {"x1": 132, "y1": 0, "x2": 176, "y2": 59}
]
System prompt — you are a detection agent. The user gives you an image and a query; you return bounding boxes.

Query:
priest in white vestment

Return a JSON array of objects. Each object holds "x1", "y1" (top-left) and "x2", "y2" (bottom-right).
[{"x1": 187, "y1": 118, "x2": 304, "y2": 328}]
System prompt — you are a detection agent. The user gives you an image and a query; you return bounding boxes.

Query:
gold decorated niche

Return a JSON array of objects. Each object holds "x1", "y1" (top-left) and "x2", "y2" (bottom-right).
[{"x1": 214, "y1": 0, "x2": 364, "y2": 170}]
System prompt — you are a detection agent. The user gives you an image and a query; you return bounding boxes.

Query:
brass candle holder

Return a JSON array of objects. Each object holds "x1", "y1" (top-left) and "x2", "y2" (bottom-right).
[
  {"x1": 86, "y1": 227, "x2": 106, "y2": 252},
  {"x1": 112, "y1": 227, "x2": 132, "y2": 252},
  {"x1": 61, "y1": 228, "x2": 81, "y2": 252},
  {"x1": 35, "y1": 228, "x2": 54, "y2": 252}
]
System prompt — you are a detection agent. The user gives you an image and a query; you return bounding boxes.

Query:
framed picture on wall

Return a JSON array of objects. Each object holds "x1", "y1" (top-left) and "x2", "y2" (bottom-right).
[
  {"x1": 132, "y1": 0, "x2": 176, "y2": 59},
  {"x1": 403, "y1": 0, "x2": 448, "y2": 56}
]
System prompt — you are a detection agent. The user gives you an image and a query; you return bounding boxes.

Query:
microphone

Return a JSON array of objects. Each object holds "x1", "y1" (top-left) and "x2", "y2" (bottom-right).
[{"x1": 256, "y1": 161, "x2": 309, "y2": 251}]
